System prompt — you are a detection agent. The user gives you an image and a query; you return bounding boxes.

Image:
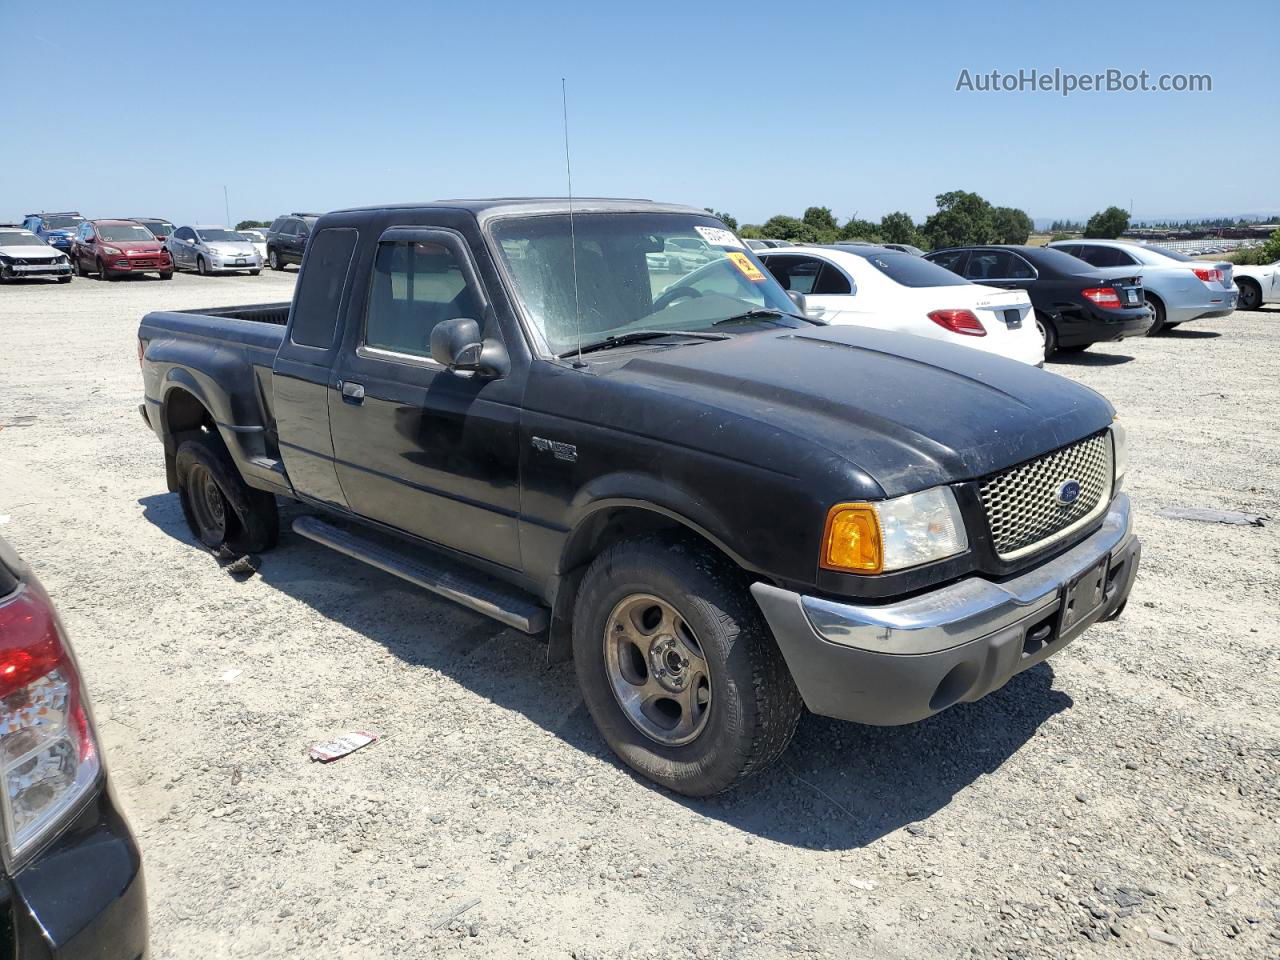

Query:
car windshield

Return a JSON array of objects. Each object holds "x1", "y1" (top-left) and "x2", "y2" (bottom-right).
[
  {"x1": 98, "y1": 224, "x2": 156, "y2": 242},
  {"x1": 0, "y1": 231, "x2": 46, "y2": 247},
  {"x1": 1142, "y1": 244, "x2": 1194, "y2": 263},
  {"x1": 43, "y1": 216, "x2": 83, "y2": 231},
  {"x1": 855, "y1": 250, "x2": 970, "y2": 287},
  {"x1": 137, "y1": 221, "x2": 174, "y2": 237},
  {"x1": 197, "y1": 229, "x2": 241, "y2": 242},
  {"x1": 491, "y1": 213, "x2": 805, "y2": 355}
]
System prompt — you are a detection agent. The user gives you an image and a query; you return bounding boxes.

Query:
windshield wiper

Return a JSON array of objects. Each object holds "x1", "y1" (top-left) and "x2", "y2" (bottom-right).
[
  {"x1": 711, "y1": 308, "x2": 816, "y2": 326},
  {"x1": 558, "y1": 329, "x2": 730, "y2": 359}
]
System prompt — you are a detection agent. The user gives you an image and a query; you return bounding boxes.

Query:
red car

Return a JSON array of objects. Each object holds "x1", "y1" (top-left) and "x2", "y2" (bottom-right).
[{"x1": 71, "y1": 219, "x2": 173, "y2": 281}]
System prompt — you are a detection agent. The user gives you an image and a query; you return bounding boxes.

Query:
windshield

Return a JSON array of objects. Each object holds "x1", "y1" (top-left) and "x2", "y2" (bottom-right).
[
  {"x1": 137, "y1": 220, "x2": 174, "y2": 237},
  {"x1": 856, "y1": 250, "x2": 970, "y2": 287},
  {"x1": 0, "y1": 231, "x2": 46, "y2": 247},
  {"x1": 197, "y1": 229, "x2": 242, "y2": 243},
  {"x1": 43, "y1": 216, "x2": 83, "y2": 231},
  {"x1": 490, "y1": 213, "x2": 803, "y2": 355},
  {"x1": 98, "y1": 224, "x2": 156, "y2": 243}
]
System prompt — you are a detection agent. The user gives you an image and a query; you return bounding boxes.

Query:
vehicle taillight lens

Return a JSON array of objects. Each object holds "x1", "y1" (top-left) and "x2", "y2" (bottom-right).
[
  {"x1": 1082, "y1": 287, "x2": 1124, "y2": 309},
  {"x1": 0, "y1": 580, "x2": 100, "y2": 864},
  {"x1": 927, "y1": 309, "x2": 986, "y2": 337},
  {"x1": 1191, "y1": 267, "x2": 1223, "y2": 285}
]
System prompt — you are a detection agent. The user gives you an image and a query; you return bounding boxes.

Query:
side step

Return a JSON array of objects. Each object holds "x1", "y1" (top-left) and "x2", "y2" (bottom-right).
[{"x1": 291, "y1": 516, "x2": 549, "y2": 634}]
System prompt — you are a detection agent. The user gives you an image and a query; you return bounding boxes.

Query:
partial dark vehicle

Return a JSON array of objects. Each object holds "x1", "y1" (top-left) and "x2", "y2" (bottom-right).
[
  {"x1": 130, "y1": 218, "x2": 176, "y2": 250},
  {"x1": 0, "y1": 537, "x2": 148, "y2": 958},
  {"x1": 138, "y1": 199, "x2": 1141, "y2": 797},
  {"x1": 925, "y1": 245, "x2": 1153, "y2": 357},
  {"x1": 20, "y1": 212, "x2": 85, "y2": 254},
  {"x1": 72, "y1": 220, "x2": 174, "y2": 281},
  {"x1": 0, "y1": 227, "x2": 73, "y2": 284},
  {"x1": 265, "y1": 213, "x2": 319, "y2": 270}
]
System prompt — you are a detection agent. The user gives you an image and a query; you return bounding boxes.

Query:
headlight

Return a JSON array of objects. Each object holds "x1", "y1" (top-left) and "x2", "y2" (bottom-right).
[
  {"x1": 102, "y1": 246, "x2": 122, "y2": 256},
  {"x1": 821, "y1": 487, "x2": 968, "y2": 574},
  {"x1": 1110, "y1": 420, "x2": 1127, "y2": 488}
]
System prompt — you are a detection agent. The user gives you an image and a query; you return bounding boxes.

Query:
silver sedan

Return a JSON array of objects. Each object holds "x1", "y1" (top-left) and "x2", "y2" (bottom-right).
[{"x1": 168, "y1": 225, "x2": 263, "y2": 276}]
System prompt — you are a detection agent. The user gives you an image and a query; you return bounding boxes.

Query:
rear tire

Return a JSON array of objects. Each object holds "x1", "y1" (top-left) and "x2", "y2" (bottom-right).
[
  {"x1": 1035, "y1": 311, "x2": 1059, "y2": 359},
  {"x1": 572, "y1": 535, "x2": 802, "y2": 797},
  {"x1": 1236, "y1": 278, "x2": 1262, "y2": 311},
  {"x1": 268, "y1": 248, "x2": 283, "y2": 271},
  {"x1": 175, "y1": 434, "x2": 279, "y2": 554},
  {"x1": 1144, "y1": 294, "x2": 1166, "y2": 335},
  {"x1": 76, "y1": 257, "x2": 89, "y2": 277}
]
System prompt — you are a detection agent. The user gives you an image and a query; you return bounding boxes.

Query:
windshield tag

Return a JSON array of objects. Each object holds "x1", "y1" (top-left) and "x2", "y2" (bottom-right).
[
  {"x1": 726, "y1": 252, "x2": 767, "y2": 283},
  {"x1": 695, "y1": 226, "x2": 744, "y2": 249}
]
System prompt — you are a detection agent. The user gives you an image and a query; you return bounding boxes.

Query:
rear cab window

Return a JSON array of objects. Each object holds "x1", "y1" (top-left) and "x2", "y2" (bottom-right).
[{"x1": 290, "y1": 228, "x2": 359, "y2": 348}]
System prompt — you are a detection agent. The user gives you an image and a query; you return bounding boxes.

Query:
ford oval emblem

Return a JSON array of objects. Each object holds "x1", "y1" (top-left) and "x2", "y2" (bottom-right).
[{"x1": 1057, "y1": 479, "x2": 1082, "y2": 505}]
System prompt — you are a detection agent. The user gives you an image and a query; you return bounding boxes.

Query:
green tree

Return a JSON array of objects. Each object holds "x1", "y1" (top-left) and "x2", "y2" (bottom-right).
[
  {"x1": 760, "y1": 215, "x2": 819, "y2": 243},
  {"x1": 738, "y1": 224, "x2": 762, "y2": 238},
  {"x1": 1083, "y1": 206, "x2": 1130, "y2": 239},
  {"x1": 991, "y1": 206, "x2": 1034, "y2": 244},
  {"x1": 802, "y1": 206, "x2": 840, "y2": 242},
  {"x1": 235, "y1": 219, "x2": 270, "y2": 230},
  {"x1": 921, "y1": 190, "x2": 995, "y2": 249},
  {"x1": 878, "y1": 211, "x2": 917, "y2": 245},
  {"x1": 839, "y1": 217, "x2": 882, "y2": 242},
  {"x1": 1261, "y1": 228, "x2": 1280, "y2": 262},
  {"x1": 705, "y1": 208, "x2": 738, "y2": 231}
]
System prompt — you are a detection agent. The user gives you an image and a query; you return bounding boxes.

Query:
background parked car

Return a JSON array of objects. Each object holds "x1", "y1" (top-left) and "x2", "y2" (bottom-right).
[
  {"x1": 129, "y1": 218, "x2": 176, "y2": 250},
  {"x1": 743, "y1": 238, "x2": 789, "y2": 250},
  {"x1": 265, "y1": 213, "x2": 319, "y2": 270},
  {"x1": 1230, "y1": 258, "x2": 1280, "y2": 310},
  {"x1": 237, "y1": 228, "x2": 268, "y2": 262},
  {"x1": 925, "y1": 245, "x2": 1152, "y2": 357},
  {"x1": 759, "y1": 245, "x2": 1043, "y2": 365},
  {"x1": 0, "y1": 227, "x2": 73, "y2": 283},
  {"x1": 1048, "y1": 239, "x2": 1237, "y2": 333},
  {"x1": 0, "y1": 536, "x2": 148, "y2": 959},
  {"x1": 168, "y1": 225, "x2": 262, "y2": 276},
  {"x1": 838, "y1": 241, "x2": 926, "y2": 256},
  {"x1": 72, "y1": 220, "x2": 173, "y2": 281},
  {"x1": 20, "y1": 212, "x2": 85, "y2": 254}
]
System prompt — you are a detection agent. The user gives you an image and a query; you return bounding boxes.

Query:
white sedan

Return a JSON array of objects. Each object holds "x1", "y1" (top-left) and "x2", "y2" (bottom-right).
[
  {"x1": 1231, "y1": 259, "x2": 1280, "y2": 310},
  {"x1": 758, "y1": 245, "x2": 1044, "y2": 365}
]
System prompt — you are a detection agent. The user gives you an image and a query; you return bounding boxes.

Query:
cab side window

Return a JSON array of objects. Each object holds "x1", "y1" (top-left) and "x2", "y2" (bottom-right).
[
  {"x1": 928, "y1": 250, "x2": 968, "y2": 274},
  {"x1": 363, "y1": 240, "x2": 484, "y2": 359},
  {"x1": 761, "y1": 255, "x2": 823, "y2": 295}
]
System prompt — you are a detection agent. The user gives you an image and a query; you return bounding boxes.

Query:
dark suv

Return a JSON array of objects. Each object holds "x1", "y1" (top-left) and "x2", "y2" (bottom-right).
[
  {"x1": 21, "y1": 212, "x2": 86, "y2": 254},
  {"x1": 265, "y1": 213, "x2": 319, "y2": 270}
]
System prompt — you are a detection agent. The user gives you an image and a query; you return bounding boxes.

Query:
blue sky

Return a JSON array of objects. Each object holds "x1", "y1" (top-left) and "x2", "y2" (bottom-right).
[{"x1": 4, "y1": 0, "x2": 1275, "y2": 229}]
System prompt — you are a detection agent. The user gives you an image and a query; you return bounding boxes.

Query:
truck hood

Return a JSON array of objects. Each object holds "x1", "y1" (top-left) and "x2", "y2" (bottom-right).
[{"x1": 609, "y1": 325, "x2": 1113, "y2": 496}]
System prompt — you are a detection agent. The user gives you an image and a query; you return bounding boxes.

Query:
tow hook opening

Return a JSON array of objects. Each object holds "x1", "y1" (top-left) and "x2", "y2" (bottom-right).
[{"x1": 929, "y1": 660, "x2": 979, "y2": 712}]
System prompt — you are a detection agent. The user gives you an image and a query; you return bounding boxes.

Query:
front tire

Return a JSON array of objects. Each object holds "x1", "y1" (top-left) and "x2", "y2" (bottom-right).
[
  {"x1": 572, "y1": 536, "x2": 802, "y2": 797},
  {"x1": 175, "y1": 434, "x2": 279, "y2": 554},
  {"x1": 1145, "y1": 294, "x2": 1166, "y2": 335},
  {"x1": 1236, "y1": 279, "x2": 1262, "y2": 311},
  {"x1": 96, "y1": 258, "x2": 114, "y2": 281},
  {"x1": 196, "y1": 256, "x2": 209, "y2": 276},
  {"x1": 268, "y1": 248, "x2": 283, "y2": 271},
  {"x1": 159, "y1": 271, "x2": 173, "y2": 281},
  {"x1": 57, "y1": 274, "x2": 72, "y2": 284},
  {"x1": 249, "y1": 269, "x2": 261, "y2": 276}
]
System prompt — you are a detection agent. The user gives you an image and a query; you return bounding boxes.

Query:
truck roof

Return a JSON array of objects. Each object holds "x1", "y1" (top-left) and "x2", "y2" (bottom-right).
[{"x1": 326, "y1": 197, "x2": 708, "y2": 222}]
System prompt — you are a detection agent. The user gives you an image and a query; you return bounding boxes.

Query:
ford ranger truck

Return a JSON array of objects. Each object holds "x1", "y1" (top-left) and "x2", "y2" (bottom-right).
[{"x1": 137, "y1": 199, "x2": 1141, "y2": 797}]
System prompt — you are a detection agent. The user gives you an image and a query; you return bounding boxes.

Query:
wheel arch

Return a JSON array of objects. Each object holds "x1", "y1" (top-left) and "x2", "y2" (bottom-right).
[{"x1": 159, "y1": 381, "x2": 218, "y2": 490}]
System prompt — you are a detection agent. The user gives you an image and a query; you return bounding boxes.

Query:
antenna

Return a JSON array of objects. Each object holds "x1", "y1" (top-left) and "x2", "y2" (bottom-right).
[{"x1": 562, "y1": 78, "x2": 584, "y2": 368}]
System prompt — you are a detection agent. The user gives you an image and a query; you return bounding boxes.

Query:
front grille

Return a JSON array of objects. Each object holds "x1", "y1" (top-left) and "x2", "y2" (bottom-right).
[{"x1": 979, "y1": 431, "x2": 1113, "y2": 561}]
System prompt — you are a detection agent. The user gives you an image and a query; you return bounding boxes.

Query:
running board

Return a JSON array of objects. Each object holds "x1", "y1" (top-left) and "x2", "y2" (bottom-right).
[{"x1": 291, "y1": 516, "x2": 549, "y2": 634}]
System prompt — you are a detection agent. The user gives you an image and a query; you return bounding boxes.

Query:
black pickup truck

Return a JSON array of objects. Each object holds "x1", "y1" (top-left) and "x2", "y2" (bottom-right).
[{"x1": 138, "y1": 199, "x2": 1141, "y2": 796}]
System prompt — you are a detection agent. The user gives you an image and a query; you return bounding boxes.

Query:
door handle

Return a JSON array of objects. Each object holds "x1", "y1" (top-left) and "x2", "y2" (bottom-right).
[{"x1": 340, "y1": 380, "x2": 365, "y2": 404}]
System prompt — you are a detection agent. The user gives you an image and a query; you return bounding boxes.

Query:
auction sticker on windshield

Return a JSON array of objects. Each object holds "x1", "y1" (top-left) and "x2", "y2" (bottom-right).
[
  {"x1": 695, "y1": 226, "x2": 743, "y2": 248},
  {"x1": 726, "y1": 251, "x2": 767, "y2": 282}
]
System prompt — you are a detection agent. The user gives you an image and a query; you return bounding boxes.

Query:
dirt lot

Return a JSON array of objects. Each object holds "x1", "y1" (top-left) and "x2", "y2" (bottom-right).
[{"x1": 1, "y1": 272, "x2": 1277, "y2": 959}]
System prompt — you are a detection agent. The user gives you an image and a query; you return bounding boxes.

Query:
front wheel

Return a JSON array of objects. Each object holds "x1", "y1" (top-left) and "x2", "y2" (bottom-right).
[
  {"x1": 268, "y1": 249, "x2": 283, "y2": 271},
  {"x1": 249, "y1": 269, "x2": 261, "y2": 276},
  {"x1": 159, "y1": 271, "x2": 173, "y2": 281},
  {"x1": 572, "y1": 536, "x2": 802, "y2": 797},
  {"x1": 57, "y1": 274, "x2": 72, "y2": 284},
  {"x1": 1236, "y1": 279, "x2": 1262, "y2": 311},
  {"x1": 175, "y1": 435, "x2": 279, "y2": 554},
  {"x1": 196, "y1": 256, "x2": 209, "y2": 276}
]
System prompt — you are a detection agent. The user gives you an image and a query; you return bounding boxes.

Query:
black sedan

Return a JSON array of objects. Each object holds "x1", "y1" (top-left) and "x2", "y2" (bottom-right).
[
  {"x1": 925, "y1": 245, "x2": 1152, "y2": 357},
  {"x1": 0, "y1": 537, "x2": 147, "y2": 959}
]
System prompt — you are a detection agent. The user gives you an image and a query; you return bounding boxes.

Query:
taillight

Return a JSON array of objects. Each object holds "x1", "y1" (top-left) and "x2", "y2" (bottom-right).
[
  {"x1": 1191, "y1": 266, "x2": 1223, "y2": 285},
  {"x1": 927, "y1": 309, "x2": 986, "y2": 337},
  {"x1": 1082, "y1": 287, "x2": 1124, "y2": 309},
  {"x1": 0, "y1": 579, "x2": 100, "y2": 864}
]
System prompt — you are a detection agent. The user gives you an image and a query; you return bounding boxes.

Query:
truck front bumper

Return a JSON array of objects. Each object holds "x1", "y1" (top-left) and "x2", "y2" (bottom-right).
[{"x1": 751, "y1": 494, "x2": 1140, "y2": 726}]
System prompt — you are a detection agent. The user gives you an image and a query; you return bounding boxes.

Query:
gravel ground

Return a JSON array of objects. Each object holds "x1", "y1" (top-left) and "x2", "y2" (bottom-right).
[{"x1": 0, "y1": 271, "x2": 1277, "y2": 959}]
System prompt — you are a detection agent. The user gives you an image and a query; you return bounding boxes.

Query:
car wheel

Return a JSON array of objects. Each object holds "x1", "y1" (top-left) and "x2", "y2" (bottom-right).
[
  {"x1": 57, "y1": 274, "x2": 72, "y2": 284},
  {"x1": 159, "y1": 272, "x2": 174, "y2": 281},
  {"x1": 1144, "y1": 294, "x2": 1166, "y2": 335},
  {"x1": 1236, "y1": 279, "x2": 1262, "y2": 311},
  {"x1": 96, "y1": 258, "x2": 114, "y2": 281},
  {"x1": 572, "y1": 535, "x2": 802, "y2": 797},
  {"x1": 197, "y1": 256, "x2": 209, "y2": 276},
  {"x1": 268, "y1": 249, "x2": 282, "y2": 271},
  {"x1": 249, "y1": 269, "x2": 261, "y2": 277},
  {"x1": 175, "y1": 434, "x2": 279, "y2": 554},
  {"x1": 1035, "y1": 311, "x2": 1059, "y2": 359},
  {"x1": 76, "y1": 257, "x2": 89, "y2": 277}
]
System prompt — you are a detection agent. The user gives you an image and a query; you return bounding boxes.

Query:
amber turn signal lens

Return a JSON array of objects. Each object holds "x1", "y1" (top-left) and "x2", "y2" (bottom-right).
[{"x1": 821, "y1": 503, "x2": 883, "y2": 573}]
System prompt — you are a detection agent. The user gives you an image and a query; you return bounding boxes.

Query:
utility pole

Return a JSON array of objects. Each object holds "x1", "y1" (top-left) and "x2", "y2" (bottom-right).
[{"x1": 223, "y1": 186, "x2": 231, "y2": 227}]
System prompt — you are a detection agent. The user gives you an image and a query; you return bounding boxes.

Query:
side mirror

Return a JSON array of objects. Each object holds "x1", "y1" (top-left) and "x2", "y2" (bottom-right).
[
  {"x1": 787, "y1": 290, "x2": 808, "y2": 314},
  {"x1": 430, "y1": 317, "x2": 508, "y2": 377}
]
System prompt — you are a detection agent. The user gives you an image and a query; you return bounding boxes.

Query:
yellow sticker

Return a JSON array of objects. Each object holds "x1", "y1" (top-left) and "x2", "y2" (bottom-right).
[{"x1": 727, "y1": 252, "x2": 767, "y2": 283}]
